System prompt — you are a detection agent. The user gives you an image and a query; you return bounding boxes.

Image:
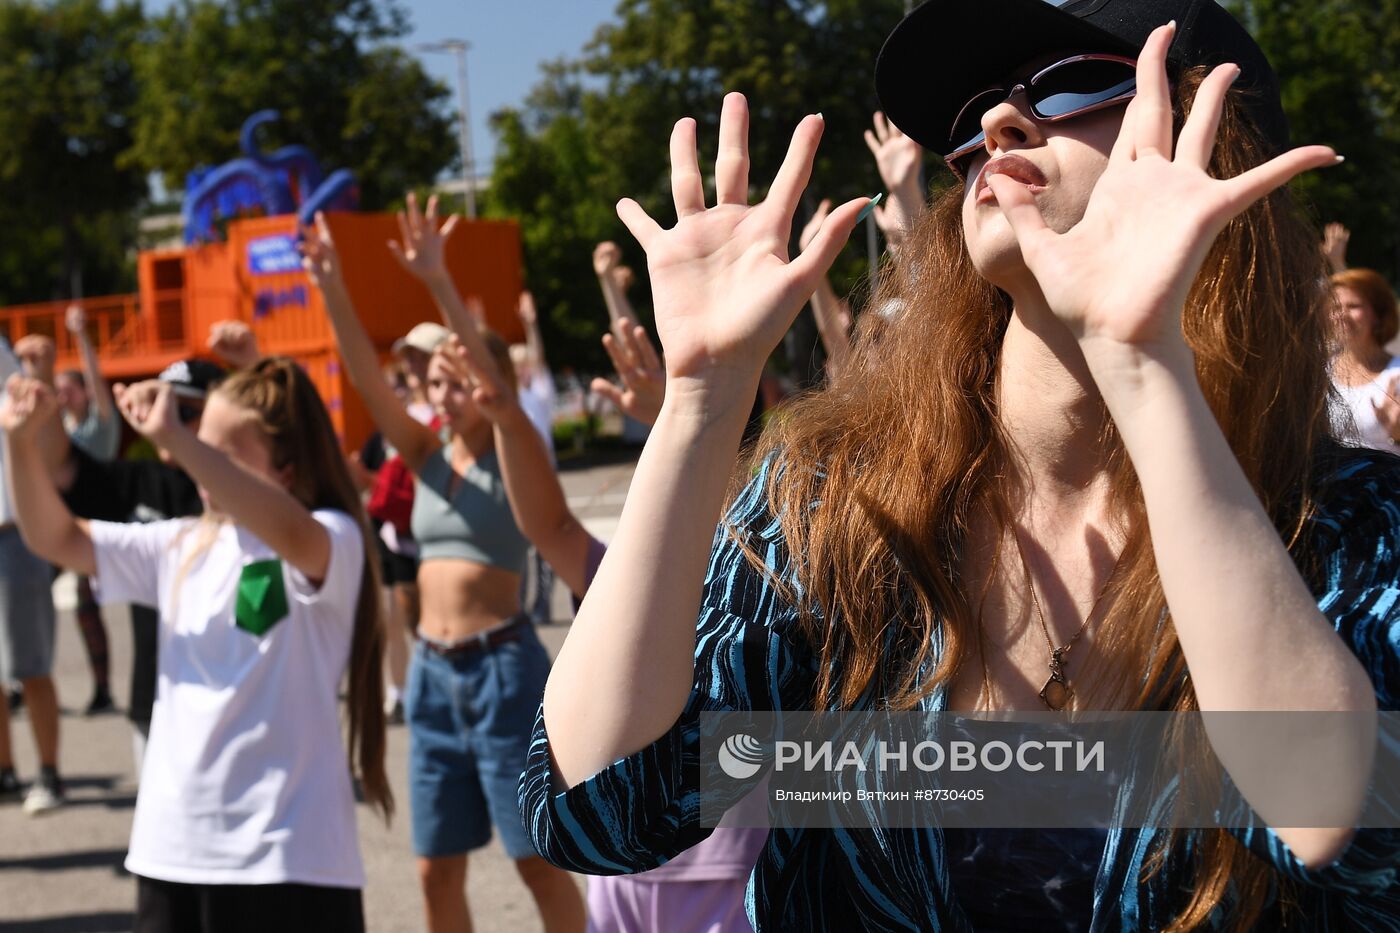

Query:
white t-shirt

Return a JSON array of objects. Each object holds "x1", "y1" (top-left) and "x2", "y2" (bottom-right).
[
  {"x1": 1330, "y1": 356, "x2": 1400, "y2": 452},
  {"x1": 89, "y1": 509, "x2": 367, "y2": 888}
]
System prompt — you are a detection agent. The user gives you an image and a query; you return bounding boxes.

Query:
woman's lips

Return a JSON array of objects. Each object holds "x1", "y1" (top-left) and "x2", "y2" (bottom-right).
[{"x1": 975, "y1": 155, "x2": 1049, "y2": 204}]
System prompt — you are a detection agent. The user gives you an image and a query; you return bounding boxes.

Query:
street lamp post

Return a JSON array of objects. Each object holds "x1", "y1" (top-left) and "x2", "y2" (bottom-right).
[{"x1": 417, "y1": 39, "x2": 477, "y2": 219}]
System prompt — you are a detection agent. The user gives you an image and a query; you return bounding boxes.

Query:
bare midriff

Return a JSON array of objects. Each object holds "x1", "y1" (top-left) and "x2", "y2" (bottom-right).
[{"x1": 416, "y1": 558, "x2": 523, "y2": 641}]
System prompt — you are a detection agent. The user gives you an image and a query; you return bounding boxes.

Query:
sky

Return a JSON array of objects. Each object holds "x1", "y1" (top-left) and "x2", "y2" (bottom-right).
[{"x1": 143, "y1": 0, "x2": 621, "y2": 174}]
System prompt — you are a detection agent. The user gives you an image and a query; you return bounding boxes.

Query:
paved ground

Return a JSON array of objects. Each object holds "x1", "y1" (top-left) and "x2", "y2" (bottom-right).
[{"x1": 0, "y1": 455, "x2": 637, "y2": 933}]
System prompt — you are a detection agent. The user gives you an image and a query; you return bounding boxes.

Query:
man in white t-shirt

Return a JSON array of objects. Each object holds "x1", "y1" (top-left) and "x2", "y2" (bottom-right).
[{"x1": 0, "y1": 338, "x2": 66, "y2": 814}]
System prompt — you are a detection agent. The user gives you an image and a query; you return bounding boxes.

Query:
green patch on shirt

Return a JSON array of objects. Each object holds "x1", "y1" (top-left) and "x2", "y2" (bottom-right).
[{"x1": 235, "y1": 559, "x2": 289, "y2": 636}]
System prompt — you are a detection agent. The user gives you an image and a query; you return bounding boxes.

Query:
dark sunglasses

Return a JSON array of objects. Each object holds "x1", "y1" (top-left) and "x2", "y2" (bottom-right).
[{"x1": 944, "y1": 54, "x2": 1139, "y2": 181}]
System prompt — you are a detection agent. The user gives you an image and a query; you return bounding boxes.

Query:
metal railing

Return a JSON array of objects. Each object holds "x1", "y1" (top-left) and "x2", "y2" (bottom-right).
[{"x1": 0, "y1": 292, "x2": 187, "y2": 373}]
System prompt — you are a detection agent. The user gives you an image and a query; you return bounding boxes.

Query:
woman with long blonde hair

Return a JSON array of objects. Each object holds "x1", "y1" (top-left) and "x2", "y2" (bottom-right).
[
  {"x1": 520, "y1": 0, "x2": 1398, "y2": 929},
  {"x1": 2, "y1": 357, "x2": 389, "y2": 931}
]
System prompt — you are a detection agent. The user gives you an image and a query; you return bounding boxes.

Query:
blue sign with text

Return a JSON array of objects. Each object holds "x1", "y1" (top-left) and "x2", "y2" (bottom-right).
[{"x1": 247, "y1": 234, "x2": 302, "y2": 275}]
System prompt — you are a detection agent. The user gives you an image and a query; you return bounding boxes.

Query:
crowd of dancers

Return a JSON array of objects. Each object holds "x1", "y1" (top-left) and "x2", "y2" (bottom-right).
[{"x1": 2, "y1": 0, "x2": 1400, "y2": 930}]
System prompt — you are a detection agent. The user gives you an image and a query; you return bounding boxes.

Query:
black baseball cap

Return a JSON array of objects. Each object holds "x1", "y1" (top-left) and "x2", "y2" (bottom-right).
[
  {"x1": 157, "y1": 358, "x2": 226, "y2": 399},
  {"x1": 874, "y1": 0, "x2": 1289, "y2": 161}
]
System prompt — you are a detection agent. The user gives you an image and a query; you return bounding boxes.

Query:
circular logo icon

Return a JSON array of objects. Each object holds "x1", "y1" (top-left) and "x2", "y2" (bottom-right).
[{"x1": 718, "y1": 733, "x2": 766, "y2": 779}]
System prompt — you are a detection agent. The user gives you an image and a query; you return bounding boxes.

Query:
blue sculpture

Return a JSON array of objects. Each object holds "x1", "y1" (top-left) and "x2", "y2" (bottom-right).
[{"x1": 183, "y1": 111, "x2": 359, "y2": 244}]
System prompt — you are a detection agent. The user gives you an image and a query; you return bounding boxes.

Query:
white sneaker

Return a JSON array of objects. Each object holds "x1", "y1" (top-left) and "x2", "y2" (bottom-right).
[{"x1": 22, "y1": 780, "x2": 63, "y2": 816}]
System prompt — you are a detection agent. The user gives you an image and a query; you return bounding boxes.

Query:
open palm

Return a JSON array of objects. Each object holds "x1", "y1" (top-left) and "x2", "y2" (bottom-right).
[
  {"x1": 390, "y1": 192, "x2": 459, "y2": 283},
  {"x1": 987, "y1": 23, "x2": 1339, "y2": 349},
  {"x1": 616, "y1": 93, "x2": 869, "y2": 384}
]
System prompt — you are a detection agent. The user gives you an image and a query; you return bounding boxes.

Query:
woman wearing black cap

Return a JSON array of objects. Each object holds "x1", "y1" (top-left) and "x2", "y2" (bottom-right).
[{"x1": 522, "y1": 2, "x2": 1398, "y2": 929}]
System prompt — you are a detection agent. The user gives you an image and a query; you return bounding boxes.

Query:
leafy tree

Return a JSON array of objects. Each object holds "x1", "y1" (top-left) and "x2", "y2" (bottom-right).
[
  {"x1": 128, "y1": 0, "x2": 456, "y2": 210},
  {"x1": 1225, "y1": 0, "x2": 1400, "y2": 278},
  {"x1": 0, "y1": 0, "x2": 146, "y2": 303},
  {"x1": 487, "y1": 0, "x2": 910, "y2": 374}
]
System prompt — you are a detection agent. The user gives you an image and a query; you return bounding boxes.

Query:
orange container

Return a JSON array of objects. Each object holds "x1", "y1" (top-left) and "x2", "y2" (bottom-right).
[{"x1": 1, "y1": 212, "x2": 524, "y2": 455}]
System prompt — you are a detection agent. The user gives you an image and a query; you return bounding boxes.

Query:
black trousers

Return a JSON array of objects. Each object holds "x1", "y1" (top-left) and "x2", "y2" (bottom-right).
[{"x1": 134, "y1": 876, "x2": 365, "y2": 933}]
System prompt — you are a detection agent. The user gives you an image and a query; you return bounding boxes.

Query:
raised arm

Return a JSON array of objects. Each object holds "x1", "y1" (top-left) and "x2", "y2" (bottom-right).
[
  {"x1": 11, "y1": 335, "x2": 72, "y2": 477},
  {"x1": 518, "y1": 290, "x2": 547, "y2": 373},
  {"x1": 113, "y1": 378, "x2": 331, "y2": 582},
  {"x1": 302, "y1": 214, "x2": 439, "y2": 471},
  {"x1": 65, "y1": 305, "x2": 116, "y2": 425},
  {"x1": 1322, "y1": 222, "x2": 1350, "y2": 275},
  {"x1": 863, "y1": 111, "x2": 926, "y2": 249},
  {"x1": 544, "y1": 93, "x2": 869, "y2": 788},
  {"x1": 592, "y1": 242, "x2": 639, "y2": 326},
  {"x1": 798, "y1": 199, "x2": 853, "y2": 378},
  {"x1": 206, "y1": 320, "x2": 262, "y2": 370},
  {"x1": 387, "y1": 193, "x2": 503, "y2": 381},
  {"x1": 439, "y1": 337, "x2": 593, "y2": 598},
  {"x1": 986, "y1": 26, "x2": 1364, "y2": 867},
  {"x1": 588, "y1": 318, "x2": 666, "y2": 426},
  {"x1": 1, "y1": 375, "x2": 96, "y2": 575}
]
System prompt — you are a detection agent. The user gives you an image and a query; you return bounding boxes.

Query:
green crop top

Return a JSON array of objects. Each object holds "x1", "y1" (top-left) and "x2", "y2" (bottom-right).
[{"x1": 411, "y1": 445, "x2": 529, "y2": 574}]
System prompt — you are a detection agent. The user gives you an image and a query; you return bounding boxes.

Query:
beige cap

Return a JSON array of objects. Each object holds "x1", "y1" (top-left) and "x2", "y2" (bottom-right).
[{"x1": 392, "y1": 322, "x2": 451, "y2": 355}]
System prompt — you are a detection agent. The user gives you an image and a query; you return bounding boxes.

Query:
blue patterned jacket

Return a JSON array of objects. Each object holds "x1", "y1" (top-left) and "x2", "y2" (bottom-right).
[{"x1": 520, "y1": 449, "x2": 1400, "y2": 931}]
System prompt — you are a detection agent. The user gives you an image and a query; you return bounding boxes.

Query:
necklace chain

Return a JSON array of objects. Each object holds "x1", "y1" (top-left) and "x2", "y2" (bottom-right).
[{"x1": 1011, "y1": 529, "x2": 1122, "y2": 709}]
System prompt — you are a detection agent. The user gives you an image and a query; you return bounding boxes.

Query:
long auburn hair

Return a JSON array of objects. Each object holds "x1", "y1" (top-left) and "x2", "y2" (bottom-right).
[
  {"x1": 745, "y1": 67, "x2": 1332, "y2": 929},
  {"x1": 216, "y1": 357, "x2": 394, "y2": 821}
]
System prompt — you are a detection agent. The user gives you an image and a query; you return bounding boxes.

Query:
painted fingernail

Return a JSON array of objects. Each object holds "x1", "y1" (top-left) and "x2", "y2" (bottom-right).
[
  {"x1": 856, "y1": 193, "x2": 884, "y2": 224},
  {"x1": 1334, "y1": 155, "x2": 1346, "y2": 164}
]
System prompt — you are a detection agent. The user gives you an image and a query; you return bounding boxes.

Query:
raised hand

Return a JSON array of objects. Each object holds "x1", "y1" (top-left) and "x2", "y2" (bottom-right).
[
  {"x1": 519, "y1": 290, "x2": 538, "y2": 328},
  {"x1": 1323, "y1": 222, "x2": 1350, "y2": 274},
  {"x1": 864, "y1": 111, "x2": 924, "y2": 240},
  {"x1": 865, "y1": 111, "x2": 922, "y2": 193},
  {"x1": 14, "y1": 335, "x2": 55, "y2": 384},
  {"x1": 614, "y1": 92, "x2": 870, "y2": 393},
  {"x1": 207, "y1": 320, "x2": 260, "y2": 369},
  {"x1": 388, "y1": 192, "x2": 460, "y2": 284},
  {"x1": 0, "y1": 374, "x2": 58, "y2": 440},
  {"x1": 985, "y1": 22, "x2": 1340, "y2": 351},
  {"x1": 64, "y1": 304, "x2": 87, "y2": 336},
  {"x1": 1373, "y1": 372, "x2": 1400, "y2": 443},
  {"x1": 593, "y1": 242, "x2": 622, "y2": 279},
  {"x1": 440, "y1": 334, "x2": 517, "y2": 424},
  {"x1": 590, "y1": 318, "x2": 666, "y2": 426},
  {"x1": 799, "y1": 199, "x2": 833, "y2": 252},
  {"x1": 300, "y1": 213, "x2": 345, "y2": 292},
  {"x1": 113, "y1": 379, "x2": 184, "y2": 444}
]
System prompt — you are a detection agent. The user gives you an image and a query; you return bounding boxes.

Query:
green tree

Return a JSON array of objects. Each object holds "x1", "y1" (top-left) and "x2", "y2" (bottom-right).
[
  {"x1": 487, "y1": 0, "x2": 909, "y2": 374},
  {"x1": 128, "y1": 0, "x2": 456, "y2": 210},
  {"x1": 1225, "y1": 0, "x2": 1400, "y2": 278},
  {"x1": 0, "y1": 0, "x2": 147, "y2": 303}
]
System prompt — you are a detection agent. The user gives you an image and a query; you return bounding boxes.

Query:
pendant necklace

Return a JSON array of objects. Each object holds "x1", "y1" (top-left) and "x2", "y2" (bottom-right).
[{"x1": 1011, "y1": 531, "x2": 1121, "y2": 711}]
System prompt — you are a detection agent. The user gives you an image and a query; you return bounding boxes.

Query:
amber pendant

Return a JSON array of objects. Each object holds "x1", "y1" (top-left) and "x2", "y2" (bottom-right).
[
  {"x1": 1039, "y1": 673, "x2": 1073, "y2": 710},
  {"x1": 1039, "y1": 648, "x2": 1073, "y2": 710}
]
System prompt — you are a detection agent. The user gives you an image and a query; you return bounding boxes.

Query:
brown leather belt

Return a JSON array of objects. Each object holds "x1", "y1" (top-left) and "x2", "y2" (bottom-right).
[{"x1": 417, "y1": 616, "x2": 529, "y2": 659}]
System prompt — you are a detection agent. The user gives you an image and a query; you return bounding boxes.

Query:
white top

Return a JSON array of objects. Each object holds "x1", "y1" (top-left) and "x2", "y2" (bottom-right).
[
  {"x1": 1330, "y1": 356, "x2": 1400, "y2": 452},
  {"x1": 518, "y1": 371, "x2": 557, "y2": 466},
  {"x1": 90, "y1": 510, "x2": 367, "y2": 888},
  {"x1": 0, "y1": 339, "x2": 21, "y2": 525}
]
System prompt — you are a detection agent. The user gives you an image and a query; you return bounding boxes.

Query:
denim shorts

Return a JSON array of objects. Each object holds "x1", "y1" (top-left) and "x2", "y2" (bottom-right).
[
  {"x1": 406, "y1": 618, "x2": 550, "y2": 859},
  {"x1": 0, "y1": 527, "x2": 56, "y2": 683}
]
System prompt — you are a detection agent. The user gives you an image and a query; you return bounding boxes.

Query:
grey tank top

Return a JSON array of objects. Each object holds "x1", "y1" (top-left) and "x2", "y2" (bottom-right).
[{"x1": 410, "y1": 445, "x2": 529, "y2": 574}]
